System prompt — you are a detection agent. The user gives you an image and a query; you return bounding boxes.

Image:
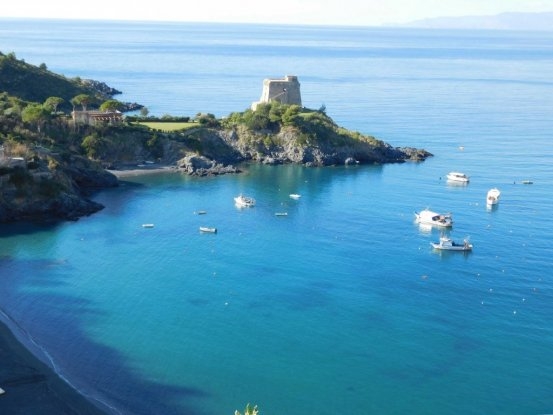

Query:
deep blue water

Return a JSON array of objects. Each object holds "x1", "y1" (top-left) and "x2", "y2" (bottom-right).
[{"x1": 1, "y1": 19, "x2": 553, "y2": 415}]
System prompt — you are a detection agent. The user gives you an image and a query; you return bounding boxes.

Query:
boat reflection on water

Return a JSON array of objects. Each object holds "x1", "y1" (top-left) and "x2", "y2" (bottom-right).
[
  {"x1": 446, "y1": 179, "x2": 469, "y2": 187},
  {"x1": 417, "y1": 222, "x2": 433, "y2": 234},
  {"x1": 486, "y1": 203, "x2": 499, "y2": 212}
]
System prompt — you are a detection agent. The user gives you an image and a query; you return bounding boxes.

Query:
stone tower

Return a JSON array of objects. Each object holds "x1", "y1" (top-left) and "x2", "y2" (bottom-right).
[{"x1": 251, "y1": 75, "x2": 302, "y2": 110}]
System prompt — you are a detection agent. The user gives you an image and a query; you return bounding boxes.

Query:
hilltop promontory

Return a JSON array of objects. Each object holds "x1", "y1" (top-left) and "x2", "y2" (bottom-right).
[{"x1": 0, "y1": 52, "x2": 431, "y2": 223}]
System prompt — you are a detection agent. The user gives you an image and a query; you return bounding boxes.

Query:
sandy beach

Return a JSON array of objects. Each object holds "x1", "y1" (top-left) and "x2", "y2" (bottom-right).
[{"x1": 0, "y1": 320, "x2": 107, "y2": 414}]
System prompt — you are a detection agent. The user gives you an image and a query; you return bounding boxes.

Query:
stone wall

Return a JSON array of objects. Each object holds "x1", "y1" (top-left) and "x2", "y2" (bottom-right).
[{"x1": 251, "y1": 75, "x2": 302, "y2": 110}]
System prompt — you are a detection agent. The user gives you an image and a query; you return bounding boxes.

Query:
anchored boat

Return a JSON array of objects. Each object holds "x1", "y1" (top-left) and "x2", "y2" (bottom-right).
[
  {"x1": 446, "y1": 171, "x2": 470, "y2": 183},
  {"x1": 415, "y1": 209, "x2": 453, "y2": 228},
  {"x1": 431, "y1": 235, "x2": 472, "y2": 251},
  {"x1": 486, "y1": 188, "x2": 501, "y2": 206},
  {"x1": 234, "y1": 194, "x2": 255, "y2": 208}
]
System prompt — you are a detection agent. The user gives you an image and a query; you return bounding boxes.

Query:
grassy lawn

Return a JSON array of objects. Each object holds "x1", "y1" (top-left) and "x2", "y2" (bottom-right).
[{"x1": 136, "y1": 122, "x2": 198, "y2": 132}]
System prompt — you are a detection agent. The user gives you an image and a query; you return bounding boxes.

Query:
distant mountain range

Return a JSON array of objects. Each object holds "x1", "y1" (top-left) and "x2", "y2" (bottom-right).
[{"x1": 401, "y1": 11, "x2": 553, "y2": 31}]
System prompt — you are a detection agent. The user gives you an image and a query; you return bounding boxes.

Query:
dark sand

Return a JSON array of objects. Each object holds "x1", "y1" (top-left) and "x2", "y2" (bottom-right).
[{"x1": 0, "y1": 318, "x2": 108, "y2": 414}]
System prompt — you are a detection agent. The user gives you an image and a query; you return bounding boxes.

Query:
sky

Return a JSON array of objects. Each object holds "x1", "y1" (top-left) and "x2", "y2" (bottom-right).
[{"x1": 2, "y1": 0, "x2": 553, "y2": 26}]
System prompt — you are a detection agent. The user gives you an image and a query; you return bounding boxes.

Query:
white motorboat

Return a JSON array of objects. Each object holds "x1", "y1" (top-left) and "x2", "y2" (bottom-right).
[
  {"x1": 415, "y1": 209, "x2": 453, "y2": 227},
  {"x1": 289, "y1": 194, "x2": 301, "y2": 200},
  {"x1": 142, "y1": 223, "x2": 155, "y2": 228},
  {"x1": 275, "y1": 212, "x2": 288, "y2": 217},
  {"x1": 431, "y1": 235, "x2": 472, "y2": 251},
  {"x1": 446, "y1": 171, "x2": 470, "y2": 183},
  {"x1": 234, "y1": 194, "x2": 255, "y2": 208},
  {"x1": 486, "y1": 188, "x2": 501, "y2": 205},
  {"x1": 199, "y1": 226, "x2": 217, "y2": 233}
]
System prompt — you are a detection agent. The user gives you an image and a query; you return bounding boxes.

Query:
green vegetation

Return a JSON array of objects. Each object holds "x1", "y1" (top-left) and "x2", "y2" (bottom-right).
[
  {"x1": 1, "y1": 50, "x2": 385, "y2": 163},
  {"x1": 0, "y1": 52, "x2": 117, "y2": 111},
  {"x1": 137, "y1": 121, "x2": 197, "y2": 132},
  {"x1": 223, "y1": 101, "x2": 382, "y2": 148},
  {"x1": 71, "y1": 93, "x2": 93, "y2": 111},
  {"x1": 235, "y1": 403, "x2": 259, "y2": 415},
  {"x1": 99, "y1": 99, "x2": 124, "y2": 112},
  {"x1": 2, "y1": 51, "x2": 413, "y2": 173},
  {"x1": 1, "y1": 50, "x2": 428, "y2": 223}
]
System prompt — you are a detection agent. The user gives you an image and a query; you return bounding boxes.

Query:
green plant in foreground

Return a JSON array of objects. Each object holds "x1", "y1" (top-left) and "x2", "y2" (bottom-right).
[{"x1": 235, "y1": 403, "x2": 259, "y2": 415}]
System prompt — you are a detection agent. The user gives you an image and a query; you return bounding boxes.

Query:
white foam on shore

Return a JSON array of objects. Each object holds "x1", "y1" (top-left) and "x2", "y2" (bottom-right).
[{"x1": 0, "y1": 307, "x2": 121, "y2": 414}]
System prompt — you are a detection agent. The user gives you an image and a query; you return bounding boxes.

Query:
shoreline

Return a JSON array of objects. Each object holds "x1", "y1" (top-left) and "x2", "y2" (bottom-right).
[
  {"x1": 0, "y1": 319, "x2": 108, "y2": 414},
  {"x1": 0, "y1": 164, "x2": 178, "y2": 414}
]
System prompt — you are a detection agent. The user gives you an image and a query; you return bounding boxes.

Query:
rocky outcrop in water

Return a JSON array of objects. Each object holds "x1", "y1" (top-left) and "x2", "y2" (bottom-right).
[
  {"x1": 179, "y1": 125, "x2": 432, "y2": 169},
  {"x1": 177, "y1": 154, "x2": 240, "y2": 176},
  {"x1": 81, "y1": 79, "x2": 122, "y2": 96}
]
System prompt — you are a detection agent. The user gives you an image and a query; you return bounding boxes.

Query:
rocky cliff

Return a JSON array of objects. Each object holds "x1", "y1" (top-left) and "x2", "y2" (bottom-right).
[
  {"x1": 0, "y1": 153, "x2": 117, "y2": 223},
  {"x1": 172, "y1": 124, "x2": 431, "y2": 175}
]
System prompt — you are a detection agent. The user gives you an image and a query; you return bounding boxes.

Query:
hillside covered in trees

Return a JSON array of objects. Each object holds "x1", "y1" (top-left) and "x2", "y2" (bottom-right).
[{"x1": 0, "y1": 51, "x2": 141, "y2": 112}]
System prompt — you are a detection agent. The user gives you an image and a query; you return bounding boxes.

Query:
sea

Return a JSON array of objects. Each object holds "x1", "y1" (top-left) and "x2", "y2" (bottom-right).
[{"x1": 1, "y1": 18, "x2": 553, "y2": 415}]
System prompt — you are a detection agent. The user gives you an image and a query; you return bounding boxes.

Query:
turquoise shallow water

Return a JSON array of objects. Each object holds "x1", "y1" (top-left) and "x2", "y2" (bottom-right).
[{"x1": 1, "y1": 19, "x2": 553, "y2": 415}]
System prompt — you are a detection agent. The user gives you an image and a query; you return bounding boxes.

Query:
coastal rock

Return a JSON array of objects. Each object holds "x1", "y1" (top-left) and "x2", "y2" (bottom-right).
[
  {"x1": 0, "y1": 154, "x2": 117, "y2": 223},
  {"x1": 177, "y1": 154, "x2": 239, "y2": 176},
  {"x1": 211, "y1": 125, "x2": 432, "y2": 167},
  {"x1": 0, "y1": 180, "x2": 104, "y2": 222},
  {"x1": 80, "y1": 79, "x2": 143, "y2": 112},
  {"x1": 81, "y1": 79, "x2": 122, "y2": 96},
  {"x1": 398, "y1": 147, "x2": 434, "y2": 161},
  {"x1": 59, "y1": 154, "x2": 119, "y2": 189}
]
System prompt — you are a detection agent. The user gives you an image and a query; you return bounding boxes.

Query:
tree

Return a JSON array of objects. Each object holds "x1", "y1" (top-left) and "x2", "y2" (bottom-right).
[
  {"x1": 71, "y1": 94, "x2": 92, "y2": 111},
  {"x1": 44, "y1": 96, "x2": 65, "y2": 113},
  {"x1": 99, "y1": 99, "x2": 123, "y2": 112},
  {"x1": 268, "y1": 102, "x2": 285, "y2": 123},
  {"x1": 146, "y1": 133, "x2": 164, "y2": 159},
  {"x1": 282, "y1": 104, "x2": 301, "y2": 126},
  {"x1": 21, "y1": 103, "x2": 50, "y2": 134},
  {"x1": 139, "y1": 107, "x2": 149, "y2": 118},
  {"x1": 318, "y1": 104, "x2": 326, "y2": 114},
  {"x1": 81, "y1": 133, "x2": 107, "y2": 159},
  {"x1": 196, "y1": 113, "x2": 220, "y2": 127}
]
